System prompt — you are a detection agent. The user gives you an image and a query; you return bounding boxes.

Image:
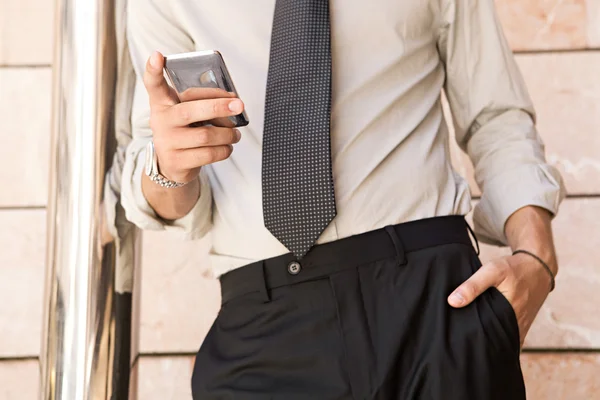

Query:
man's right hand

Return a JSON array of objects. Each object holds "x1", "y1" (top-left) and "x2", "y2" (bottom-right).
[
  {"x1": 143, "y1": 50, "x2": 244, "y2": 184},
  {"x1": 140, "y1": 51, "x2": 245, "y2": 221}
]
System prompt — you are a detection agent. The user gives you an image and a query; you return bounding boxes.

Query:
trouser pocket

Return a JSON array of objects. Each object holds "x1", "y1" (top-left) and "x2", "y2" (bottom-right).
[
  {"x1": 470, "y1": 253, "x2": 521, "y2": 359},
  {"x1": 418, "y1": 246, "x2": 526, "y2": 400}
]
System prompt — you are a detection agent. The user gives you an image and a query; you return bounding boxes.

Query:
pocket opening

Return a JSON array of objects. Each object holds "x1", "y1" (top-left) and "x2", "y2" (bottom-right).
[{"x1": 468, "y1": 252, "x2": 521, "y2": 358}]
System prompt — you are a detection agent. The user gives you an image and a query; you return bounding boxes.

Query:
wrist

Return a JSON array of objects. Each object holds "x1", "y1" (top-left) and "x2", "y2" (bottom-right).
[
  {"x1": 145, "y1": 140, "x2": 198, "y2": 187},
  {"x1": 154, "y1": 167, "x2": 199, "y2": 187},
  {"x1": 512, "y1": 234, "x2": 558, "y2": 276},
  {"x1": 142, "y1": 173, "x2": 201, "y2": 221},
  {"x1": 516, "y1": 245, "x2": 558, "y2": 277},
  {"x1": 505, "y1": 205, "x2": 559, "y2": 276},
  {"x1": 512, "y1": 249, "x2": 556, "y2": 292}
]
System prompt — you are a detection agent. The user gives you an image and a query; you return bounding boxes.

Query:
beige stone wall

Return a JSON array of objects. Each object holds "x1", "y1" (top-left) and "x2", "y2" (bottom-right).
[{"x1": 0, "y1": 0, "x2": 599, "y2": 398}]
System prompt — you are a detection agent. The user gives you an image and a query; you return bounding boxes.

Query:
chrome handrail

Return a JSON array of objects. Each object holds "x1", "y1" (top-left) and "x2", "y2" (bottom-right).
[{"x1": 40, "y1": 0, "x2": 139, "y2": 398}]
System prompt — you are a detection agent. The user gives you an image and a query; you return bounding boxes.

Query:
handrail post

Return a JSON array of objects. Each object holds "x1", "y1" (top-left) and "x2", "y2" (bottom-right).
[{"x1": 40, "y1": 0, "x2": 139, "y2": 398}]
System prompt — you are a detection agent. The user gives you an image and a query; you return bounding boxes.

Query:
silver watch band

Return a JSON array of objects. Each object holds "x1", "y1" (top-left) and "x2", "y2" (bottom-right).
[
  {"x1": 145, "y1": 141, "x2": 188, "y2": 188},
  {"x1": 149, "y1": 173, "x2": 186, "y2": 189}
]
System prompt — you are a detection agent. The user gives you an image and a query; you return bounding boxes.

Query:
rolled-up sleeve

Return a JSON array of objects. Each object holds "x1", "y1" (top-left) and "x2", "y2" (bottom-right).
[
  {"x1": 121, "y1": 0, "x2": 212, "y2": 239},
  {"x1": 438, "y1": 0, "x2": 566, "y2": 245}
]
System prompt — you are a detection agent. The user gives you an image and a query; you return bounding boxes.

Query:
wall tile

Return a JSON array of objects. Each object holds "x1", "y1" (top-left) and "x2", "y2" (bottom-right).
[
  {"x1": 0, "y1": 0, "x2": 597, "y2": 66},
  {"x1": 522, "y1": 353, "x2": 600, "y2": 400},
  {"x1": 0, "y1": 2, "x2": 598, "y2": 390},
  {"x1": 0, "y1": 68, "x2": 51, "y2": 207},
  {"x1": 449, "y1": 51, "x2": 600, "y2": 195},
  {"x1": 495, "y1": 0, "x2": 588, "y2": 51},
  {"x1": 0, "y1": 0, "x2": 54, "y2": 65},
  {"x1": 0, "y1": 202, "x2": 594, "y2": 358},
  {"x1": 585, "y1": 0, "x2": 600, "y2": 46},
  {"x1": 139, "y1": 199, "x2": 598, "y2": 352},
  {"x1": 7, "y1": 354, "x2": 598, "y2": 400},
  {"x1": 139, "y1": 231, "x2": 220, "y2": 353},
  {"x1": 0, "y1": 359, "x2": 39, "y2": 400},
  {"x1": 137, "y1": 356, "x2": 194, "y2": 400},
  {"x1": 523, "y1": 199, "x2": 600, "y2": 348},
  {"x1": 0, "y1": 210, "x2": 45, "y2": 357},
  {"x1": 134, "y1": 354, "x2": 600, "y2": 400},
  {"x1": 2, "y1": 0, "x2": 596, "y2": 63},
  {"x1": 518, "y1": 52, "x2": 600, "y2": 195}
]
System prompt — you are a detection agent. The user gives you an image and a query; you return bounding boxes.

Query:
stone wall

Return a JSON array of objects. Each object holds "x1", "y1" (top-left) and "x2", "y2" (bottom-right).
[{"x1": 1, "y1": 0, "x2": 599, "y2": 398}]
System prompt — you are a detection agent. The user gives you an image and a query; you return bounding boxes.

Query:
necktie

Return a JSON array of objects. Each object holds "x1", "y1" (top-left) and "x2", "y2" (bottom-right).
[{"x1": 262, "y1": 0, "x2": 336, "y2": 258}]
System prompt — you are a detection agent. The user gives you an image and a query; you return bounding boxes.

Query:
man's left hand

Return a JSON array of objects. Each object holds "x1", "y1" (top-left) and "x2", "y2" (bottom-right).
[{"x1": 447, "y1": 206, "x2": 558, "y2": 347}]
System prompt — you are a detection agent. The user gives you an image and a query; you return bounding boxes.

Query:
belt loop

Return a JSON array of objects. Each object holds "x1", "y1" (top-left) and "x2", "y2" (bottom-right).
[
  {"x1": 465, "y1": 220, "x2": 480, "y2": 255},
  {"x1": 258, "y1": 261, "x2": 271, "y2": 303},
  {"x1": 385, "y1": 225, "x2": 407, "y2": 266}
]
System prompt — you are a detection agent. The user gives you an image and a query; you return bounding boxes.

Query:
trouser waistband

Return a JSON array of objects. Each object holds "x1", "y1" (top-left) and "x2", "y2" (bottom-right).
[{"x1": 219, "y1": 215, "x2": 475, "y2": 305}]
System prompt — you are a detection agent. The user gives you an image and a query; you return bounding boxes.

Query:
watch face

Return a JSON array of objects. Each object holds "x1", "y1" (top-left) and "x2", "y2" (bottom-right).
[{"x1": 145, "y1": 141, "x2": 154, "y2": 176}]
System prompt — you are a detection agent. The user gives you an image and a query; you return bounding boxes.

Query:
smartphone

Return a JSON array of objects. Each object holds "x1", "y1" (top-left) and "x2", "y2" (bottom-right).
[{"x1": 164, "y1": 50, "x2": 249, "y2": 128}]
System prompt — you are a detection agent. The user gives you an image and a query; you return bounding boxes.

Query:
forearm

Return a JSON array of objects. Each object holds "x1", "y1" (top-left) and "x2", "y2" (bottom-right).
[
  {"x1": 467, "y1": 110, "x2": 565, "y2": 246},
  {"x1": 141, "y1": 173, "x2": 201, "y2": 221},
  {"x1": 504, "y1": 205, "x2": 559, "y2": 276}
]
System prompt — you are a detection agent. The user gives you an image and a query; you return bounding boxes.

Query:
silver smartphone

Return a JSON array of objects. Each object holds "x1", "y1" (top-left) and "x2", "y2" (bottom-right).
[{"x1": 164, "y1": 50, "x2": 249, "y2": 128}]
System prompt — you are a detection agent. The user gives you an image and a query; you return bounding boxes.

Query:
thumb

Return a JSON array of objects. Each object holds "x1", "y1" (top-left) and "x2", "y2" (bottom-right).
[
  {"x1": 143, "y1": 51, "x2": 178, "y2": 109},
  {"x1": 448, "y1": 263, "x2": 499, "y2": 308}
]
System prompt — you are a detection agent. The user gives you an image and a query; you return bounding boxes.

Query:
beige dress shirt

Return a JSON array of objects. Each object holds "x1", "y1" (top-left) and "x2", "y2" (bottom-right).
[{"x1": 121, "y1": 0, "x2": 565, "y2": 277}]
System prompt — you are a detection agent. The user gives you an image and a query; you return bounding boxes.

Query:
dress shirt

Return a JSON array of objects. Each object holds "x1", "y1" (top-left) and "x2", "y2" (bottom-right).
[{"x1": 121, "y1": 0, "x2": 565, "y2": 277}]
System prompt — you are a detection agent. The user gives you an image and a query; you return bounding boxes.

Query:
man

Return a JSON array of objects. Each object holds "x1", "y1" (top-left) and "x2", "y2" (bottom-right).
[{"x1": 122, "y1": 0, "x2": 565, "y2": 398}]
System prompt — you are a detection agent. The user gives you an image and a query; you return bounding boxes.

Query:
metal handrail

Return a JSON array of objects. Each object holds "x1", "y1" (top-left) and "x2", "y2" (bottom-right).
[{"x1": 40, "y1": 0, "x2": 139, "y2": 398}]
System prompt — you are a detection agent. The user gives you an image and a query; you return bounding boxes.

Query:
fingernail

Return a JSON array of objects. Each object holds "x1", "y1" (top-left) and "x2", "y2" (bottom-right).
[
  {"x1": 149, "y1": 51, "x2": 161, "y2": 69},
  {"x1": 234, "y1": 129, "x2": 241, "y2": 141},
  {"x1": 450, "y1": 291, "x2": 465, "y2": 306},
  {"x1": 228, "y1": 99, "x2": 243, "y2": 113}
]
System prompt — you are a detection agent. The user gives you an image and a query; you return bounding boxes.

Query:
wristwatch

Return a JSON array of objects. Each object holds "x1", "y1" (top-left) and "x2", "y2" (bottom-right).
[{"x1": 144, "y1": 141, "x2": 187, "y2": 188}]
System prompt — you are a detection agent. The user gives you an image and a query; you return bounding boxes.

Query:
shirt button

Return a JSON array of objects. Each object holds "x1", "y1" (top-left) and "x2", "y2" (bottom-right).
[{"x1": 287, "y1": 261, "x2": 301, "y2": 275}]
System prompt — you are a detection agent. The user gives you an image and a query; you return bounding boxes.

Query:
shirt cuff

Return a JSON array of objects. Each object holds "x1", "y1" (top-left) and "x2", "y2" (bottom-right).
[
  {"x1": 121, "y1": 146, "x2": 213, "y2": 240},
  {"x1": 473, "y1": 163, "x2": 566, "y2": 246}
]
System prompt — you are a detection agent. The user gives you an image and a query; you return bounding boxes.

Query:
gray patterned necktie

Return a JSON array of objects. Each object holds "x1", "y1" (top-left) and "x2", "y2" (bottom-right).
[{"x1": 262, "y1": 0, "x2": 336, "y2": 258}]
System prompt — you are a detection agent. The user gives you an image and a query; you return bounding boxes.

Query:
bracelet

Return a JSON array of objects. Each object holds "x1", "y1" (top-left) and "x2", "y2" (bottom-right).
[{"x1": 512, "y1": 249, "x2": 556, "y2": 292}]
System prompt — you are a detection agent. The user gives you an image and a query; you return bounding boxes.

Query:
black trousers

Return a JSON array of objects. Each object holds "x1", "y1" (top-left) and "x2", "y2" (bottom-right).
[{"x1": 192, "y1": 216, "x2": 526, "y2": 399}]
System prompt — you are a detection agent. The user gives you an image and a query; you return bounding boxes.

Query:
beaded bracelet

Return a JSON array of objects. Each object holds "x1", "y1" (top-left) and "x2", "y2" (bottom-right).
[{"x1": 512, "y1": 249, "x2": 556, "y2": 292}]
